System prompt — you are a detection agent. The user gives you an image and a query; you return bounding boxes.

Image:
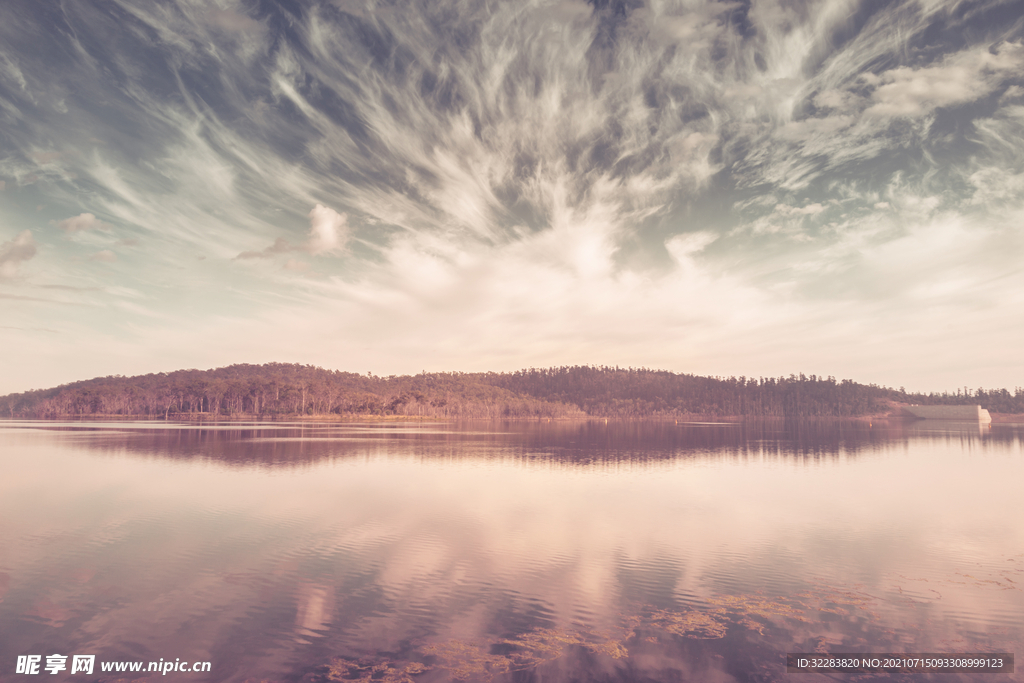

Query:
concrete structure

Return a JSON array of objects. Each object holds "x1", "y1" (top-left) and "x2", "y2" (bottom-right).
[{"x1": 901, "y1": 405, "x2": 992, "y2": 423}]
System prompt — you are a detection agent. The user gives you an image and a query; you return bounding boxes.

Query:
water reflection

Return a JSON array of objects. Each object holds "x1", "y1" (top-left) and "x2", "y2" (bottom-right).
[
  {"x1": 5, "y1": 418, "x2": 1018, "y2": 468},
  {"x1": 0, "y1": 420, "x2": 1021, "y2": 682}
]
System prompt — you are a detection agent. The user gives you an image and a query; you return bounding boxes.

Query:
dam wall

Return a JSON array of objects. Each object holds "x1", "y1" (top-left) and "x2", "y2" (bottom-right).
[{"x1": 901, "y1": 405, "x2": 992, "y2": 422}]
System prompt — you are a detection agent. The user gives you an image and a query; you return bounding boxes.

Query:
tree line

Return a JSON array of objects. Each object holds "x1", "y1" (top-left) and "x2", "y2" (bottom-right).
[
  {"x1": 2, "y1": 363, "x2": 1022, "y2": 419},
  {"x1": 490, "y1": 367, "x2": 1024, "y2": 417}
]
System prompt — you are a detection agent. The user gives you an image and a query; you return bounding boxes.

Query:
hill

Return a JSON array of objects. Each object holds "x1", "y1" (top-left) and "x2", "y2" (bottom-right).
[{"x1": 2, "y1": 364, "x2": 1022, "y2": 419}]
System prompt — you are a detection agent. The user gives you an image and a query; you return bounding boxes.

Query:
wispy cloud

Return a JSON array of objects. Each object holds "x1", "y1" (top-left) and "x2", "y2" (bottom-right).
[{"x1": 0, "y1": 0, "x2": 1022, "y2": 393}]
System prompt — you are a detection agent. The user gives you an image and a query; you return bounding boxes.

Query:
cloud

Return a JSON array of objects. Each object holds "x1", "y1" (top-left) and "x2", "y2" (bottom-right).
[
  {"x1": 741, "y1": 201, "x2": 829, "y2": 236},
  {"x1": 865, "y1": 42, "x2": 1024, "y2": 118},
  {"x1": 2, "y1": 0, "x2": 1024, "y2": 394},
  {"x1": 1001, "y1": 85, "x2": 1024, "y2": 102},
  {"x1": 0, "y1": 180, "x2": 5, "y2": 191},
  {"x1": 775, "y1": 116, "x2": 855, "y2": 142},
  {"x1": 541, "y1": 0, "x2": 592, "y2": 23},
  {"x1": 666, "y1": 232, "x2": 718, "y2": 261},
  {"x1": 813, "y1": 90, "x2": 864, "y2": 111},
  {"x1": 235, "y1": 237, "x2": 295, "y2": 260},
  {"x1": 236, "y1": 205, "x2": 348, "y2": 260},
  {"x1": 775, "y1": 202, "x2": 826, "y2": 217},
  {"x1": 0, "y1": 230, "x2": 37, "y2": 278},
  {"x1": 53, "y1": 213, "x2": 105, "y2": 233},
  {"x1": 306, "y1": 204, "x2": 347, "y2": 255}
]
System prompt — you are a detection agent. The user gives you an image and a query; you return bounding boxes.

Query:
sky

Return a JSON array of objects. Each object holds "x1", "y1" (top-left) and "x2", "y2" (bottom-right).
[{"x1": 0, "y1": 0, "x2": 1022, "y2": 395}]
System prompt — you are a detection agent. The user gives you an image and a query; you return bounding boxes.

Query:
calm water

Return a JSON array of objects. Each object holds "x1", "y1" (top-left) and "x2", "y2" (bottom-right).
[{"x1": 0, "y1": 419, "x2": 1021, "y2": 682}]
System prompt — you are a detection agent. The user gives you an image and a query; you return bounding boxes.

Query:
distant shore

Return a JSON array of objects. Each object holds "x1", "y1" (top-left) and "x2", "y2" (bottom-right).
[
  {"x1": 6, "y1": 364, "x2": 1022, "y2": 422},
  {"x1": 5, "y1": 410, "x2": 1023, "y2": 423}
]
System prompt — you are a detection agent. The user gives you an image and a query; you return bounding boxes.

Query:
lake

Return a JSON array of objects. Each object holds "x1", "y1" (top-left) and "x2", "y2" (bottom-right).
[{"x1": 1, "y1": 419, "x2": 1021, "y2": 682}]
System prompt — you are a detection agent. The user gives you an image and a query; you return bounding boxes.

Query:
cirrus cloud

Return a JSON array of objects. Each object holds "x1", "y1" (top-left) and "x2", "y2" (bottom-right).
[{"x1": 1, "y1": 0, "x2": 1023, "y2": 394}]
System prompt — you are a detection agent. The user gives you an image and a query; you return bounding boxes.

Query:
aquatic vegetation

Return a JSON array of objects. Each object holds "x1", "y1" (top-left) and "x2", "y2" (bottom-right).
[
  {"x1": 422, "y1": 640, "x2": 513, "y2": 680},
  {"x1": 319, "y1": 596, "x2": 813, "y2": 681},
  {"x1": 501, "y1": 626, "x2": 631, "y2": 661},
  {"x1": 319, "y1": 578, "x2": 1014, "y2": 681},
  {"x1": 322, "y1": 622, "x2": 640, "y2": 682},
  {"x1": 327, "y1": 657, "x2": 429, "y2": 682},
  {"x1": 647, "y1": 608, "x2": 729, "y2": 638},
  {"x1": 418, "y1": 627, "x2": 633, "y2": 680}
]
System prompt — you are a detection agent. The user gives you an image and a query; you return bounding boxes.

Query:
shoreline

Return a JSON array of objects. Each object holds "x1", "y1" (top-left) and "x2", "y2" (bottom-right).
[
  {"x1": 3, "y1": 412, "x2": 1022, "y2": 424},
  {"x1": 990, "y1": 412, "x2": 1024, "y2": 424}
]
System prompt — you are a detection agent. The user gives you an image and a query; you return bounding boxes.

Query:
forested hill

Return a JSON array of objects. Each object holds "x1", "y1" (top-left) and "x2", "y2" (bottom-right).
[{"x1": 2, "y1": 363, "x2": 1022, "y2": 419}]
